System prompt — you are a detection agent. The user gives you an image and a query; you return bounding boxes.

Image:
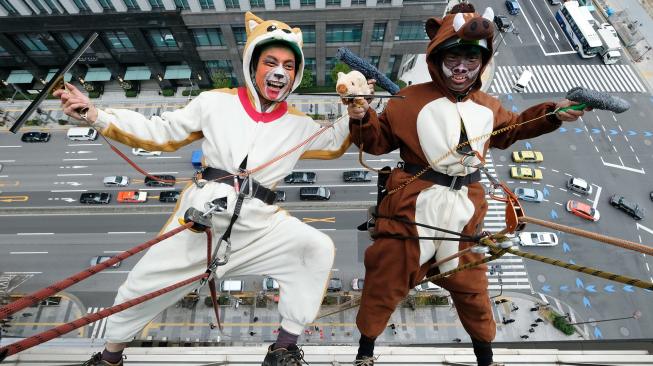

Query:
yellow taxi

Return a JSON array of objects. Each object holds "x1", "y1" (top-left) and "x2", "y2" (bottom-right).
[
  {"x1": 510, "y1": 167, "x2": 543, "y2": 180},
  {"x1": 512, "y1": 150, "x2": 544, "y2": 163}
]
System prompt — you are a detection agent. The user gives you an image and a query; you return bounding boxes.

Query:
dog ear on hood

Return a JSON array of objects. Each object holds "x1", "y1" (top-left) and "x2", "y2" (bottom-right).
[{"x1": 425, "y1": 17, "x2": 444, "y2": 40}]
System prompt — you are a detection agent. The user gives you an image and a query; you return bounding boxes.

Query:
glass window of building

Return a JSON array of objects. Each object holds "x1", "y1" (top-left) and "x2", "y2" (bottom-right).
[
  {"x1": 325, "y1": 0, "x2": 340, "y2": 5},
  {"x1": 377, "y1": 0, "x2": 391, "y2": 4},
  {"x1": 325, "y1": 57, "x2": 338, "y2": 84},
  {"x1": 0, "y1": 0, "x2": 19, "y2": 14},
  {"x1": 326, "y1": 24, "x2": 362, "y2": 43},
  {"x1": 206, "y1": 60, "x2": 237, "y2": 86},
  {"x1": 368, "y1": 56, "x2": 379, "y2": 68},
  {"x1": 351, "y1": 0, "x2": 365, "y2": 5},
  {"x1": 385, "y1": 55, "x2": 397, "y2": 77},
  {"x1": 250, "y1": 0, "x2": 264, "y2": 7},
  {"x1": 0, "y1": 45, "x2": 9, "y2": 55},
  {"x1": 148, "y1": 29, "x2": 178, "y2": 49},
  {"x1": 199, "y1": 0, "x2": 214, "y2": 9},
  {"x1": 123, "y1": 0, "x2": 140, "y2": 10},
  {"x1": 301, "y1": 25, "x2": 315, "y2": 44},
  {"x1": 275, "y1": 0, "x2": 290, "y2": 6},
  {"x1": 98, "y1": 0, "x2": 116, "y2": 10},
  {"x1": 232, "y1": 27, "x2": 247, "y2": 45},
  {"x1": 148, "y1": 0, "x2": 164, "y2": 9},
  {"x1": 192, "y1": 29, "x2": 224, "y2": 47},
  {"x1": 174, "y1": 0, "x2": 190, "y2": 9},
  {"x1": 224, "y1": 0, "x2": 238, "y2": 8},
  {"x1": 42, "y1": 0, "x2": 62, "y2": 14},
  {"x1": 300, "y1": 0, "x2": 315, "y2": 6},
  {"x1": 27, "y1": 0, "x2": 47, "y2": 13},
  {"x1": 72, "y1": 0, "x2": 91, "y2": 12},
  {"x1": 16, "y1": 34, "x2": 50, "y2": 52},
  {"x1": 396, "y1": 21, "x2": 429, "y2": 41},
  {"x1": 104, "y1": 31, "x2": 135, "y2": 49},
  {"x1": 59, "y1": 32, "x2": 85, "y2": 50},
  {"x1": 372, "y1": 23, "x2": 385, "y2": 42}
]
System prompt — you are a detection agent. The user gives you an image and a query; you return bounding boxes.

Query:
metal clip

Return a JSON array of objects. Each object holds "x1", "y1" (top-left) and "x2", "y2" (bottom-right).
[
  {"x1": 192, "y1": 167, "x2": 207, "y2": 188},
  {"x1": 449, "y1": 176, "x2": 459, "y2": 191}
]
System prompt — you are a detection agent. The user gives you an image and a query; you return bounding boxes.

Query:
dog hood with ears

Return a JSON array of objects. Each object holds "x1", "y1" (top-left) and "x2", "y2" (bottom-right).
[
  {"x1": 423, "y1": 3, "x2": 495, "y2": 99},
  {"x1": 242, "y1": 12, "x2": 304, "y2": 111}
]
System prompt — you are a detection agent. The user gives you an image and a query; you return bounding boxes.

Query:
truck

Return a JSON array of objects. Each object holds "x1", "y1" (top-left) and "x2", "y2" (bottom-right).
[
  {"x1": 191, "y1": 150, "x2": 203, "y2": 169},
  {"x1": 595, "y1": 23, "x2": 622, "y2": 64}
]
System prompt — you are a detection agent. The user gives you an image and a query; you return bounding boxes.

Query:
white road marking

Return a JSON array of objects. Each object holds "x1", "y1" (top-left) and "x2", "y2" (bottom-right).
[
  {"x1": 636, "y1": 223, "x2": 653, "y2": 236},
  {"x1": 0, "y1": 160, "x2": 16, "y2": 163},
  {"x1": 10, "y1": 251, "x2": 48, "y2": 254},
  {"x1": 555, "y1": 202, "x2": 563, "y2": 206},
  {"x1": 108, "y1": 231, "x2": 147, "y2": 234},
  {"x1": 546, "y1": 184, "x2": 554, "y2": 188},
  {"x1": 591, "y1": 185, "x2": 601, "y2": 210},
  {"x1": 600, "y1": 157, "x2": 645, "y2": 174},
  {"x1": 62, "y1": 158, "x2": 97, "y2": 161},
  {"x1": 146, "y1": 156, "x2": 181, "y2": 159},
  {"x1": 646, "y1": 263, "x2": 650, "y2": 272},
  {"x1": 0, "y1": 146, "x2": 21, "y2": 148},
  {"x1": 68, "y1": 143, "x2": 102, "y2": 146},
  {"x1": 4, "y1": 271, "x2": 43, "y2": 274},
  {"x1": 551, "y1": 169, "x2": 559, "y2": 173},
  {"x1": 635, "y1": 156, "x2": 640, "y2": 163},
  {"x1": 17, "y1": 233, "x2": 54, "y2": 236},
  {"x1": 559, "y1": 188, "x2": 567, "y2": 192},
  {"x1": 594, "y1": 145, "x2": 599, "y2": 153},
  {"x1": 51, "y1": 189, "x2": 87, "y2": 192},
  {"x1": 147, "y1": 172, "x2": 179, "y2": 174},
  {"x1": 103, "y1": 250, "x2": 124, "y2": 253},
  {"x1": 57, "y1": 173, "x2": 93, "y2": 176}
]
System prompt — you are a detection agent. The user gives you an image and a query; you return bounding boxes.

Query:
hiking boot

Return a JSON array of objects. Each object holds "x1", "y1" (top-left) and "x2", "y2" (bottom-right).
[
  {"x1": 261, "y1": 344, "x2": 308, "y2": 366},
  {"x1": 353, "y1": 355, "x2": 376, "y2": 366},
  {"x1": 81, "y1": 352, "x2": 124, "y2": 366}
]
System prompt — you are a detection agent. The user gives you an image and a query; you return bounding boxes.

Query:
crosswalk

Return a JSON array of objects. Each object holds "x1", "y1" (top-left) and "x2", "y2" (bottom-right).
[
  {"x1": 481, "y1": 155, "x2": 532, "y2": 292},
  {"x1": 490, "y1": 64, "x2": 647, "y2": 94},
  {"x1": 86, "y1": 307, "x2": 108, "y2": 339}
]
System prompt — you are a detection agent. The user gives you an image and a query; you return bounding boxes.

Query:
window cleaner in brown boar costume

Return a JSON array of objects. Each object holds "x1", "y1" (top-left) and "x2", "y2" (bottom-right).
[{"x1": 347, "y1": 3, "x2": 588, "y2": 366}]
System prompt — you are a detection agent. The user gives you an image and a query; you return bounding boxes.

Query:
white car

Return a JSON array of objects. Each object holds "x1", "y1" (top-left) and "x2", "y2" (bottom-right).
[
  {"x1": 103, "y1": 175, "x2": 129, "y2": 187},
  {"x1": 517, "y1": 232, "x2": 558, "y2": 246},
  {"x1": 262, "y1": 277, "x2": 279, "y2": 291},
  {"x1": 566, "y1": 177, "x2": 592, "y2": 195},
  {"x1": 414, "y1": 281, "x2": 443, "y2": 292},
  {"x1": 132, "y1": 148, "x2": 162, "y2": 156},
  {"x1": 351, "y1": 278, "x2": 364, "y2": 291}
]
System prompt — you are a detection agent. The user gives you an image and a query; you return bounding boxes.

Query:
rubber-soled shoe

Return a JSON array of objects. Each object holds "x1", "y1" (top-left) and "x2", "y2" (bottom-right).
[
  {"x1": 261, "y1": 344, "x2": 308, "y2": 366},
  {"x1": 81, "y1": 352, "x2": 124, "y2": 366},
  {"x1": 353, "y1": 355, "x2": 376, "y2": 366}
]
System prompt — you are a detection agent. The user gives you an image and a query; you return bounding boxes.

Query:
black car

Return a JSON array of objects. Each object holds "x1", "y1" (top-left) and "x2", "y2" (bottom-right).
[
  {"x1": 159, "y1": 190, "x2": 180, "y2": 203},
  {"x1": 145, "y1": 175, "x2": 176, "y2": 187},
  {"x1": 21, "y1": 132, "x2": 51, "y2": 143},
  {"x1": 80, "y1": 192, "x2": 112, "y2": 204},
  {"x1": 493, "y1": 15, "x2": 513, "y2": 32},
  {"x1": 327, "y1": 278, "x2": 342, "y2": 292},
  {"x1": 284, "y1": 171, "x2": 316, "y2": 184},
  {"x1": 275, "y1": 190, "x2": 286, "y2": 202},
  {"x1": 548, "y1": 0, "x2": 561, "y2": 5},
  {"x1": 343, "y1": 170, "x2": 371, "y2": 182},
  {"x1": 609, "y1": 194, "x2": 645, "y2": 220},
  {"x1": 299, "y1": 187, "x2": 331, "y2": 201}
]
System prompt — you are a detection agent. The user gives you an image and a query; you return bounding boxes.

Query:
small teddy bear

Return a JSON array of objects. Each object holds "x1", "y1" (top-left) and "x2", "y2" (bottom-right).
[{"x1": 336, "y1": 70, "x2": 373, "y2": 107}]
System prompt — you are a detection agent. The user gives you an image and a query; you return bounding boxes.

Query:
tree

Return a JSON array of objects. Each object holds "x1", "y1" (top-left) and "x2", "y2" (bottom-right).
[
  {"x1": 329, "y1": 62, "x2": 351, "y2": 85},
  {"x1": 300, "y1": 68, "x2": 314, "y2": 88},
  {"x1": 211, "y1": 70, "x2": 231, "y2": 89}
]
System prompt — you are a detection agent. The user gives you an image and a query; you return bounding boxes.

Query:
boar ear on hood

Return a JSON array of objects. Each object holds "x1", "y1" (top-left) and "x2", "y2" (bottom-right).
[{"x1": 425, "y1": 17, "x2": 444, "y2": 40}]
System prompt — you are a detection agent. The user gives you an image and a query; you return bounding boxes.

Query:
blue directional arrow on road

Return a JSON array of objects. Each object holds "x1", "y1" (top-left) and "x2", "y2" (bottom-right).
[
  {"x1": 591, "y1": 128, "x2": 601, "y2": 134},
  {"x1": 645, "y1": 131, "x2": 653, "y2": 137},
  {"x1": 604, "y1": 285, "x2": 615, "y2": 293},
  {"x1": 512, "y1": 105, "x2": 519, "y2": 112},
  {"x1": 586, "y1": 285, "x2": 597, "y2": 293},
  {"x1": 563, "y1": 242, "x2": 571, "y2": 253},
  {"x1": 541, "y1": 285, "x2": 551, "y2": 293},
  {"x1": 594, "y1": 326, "x2": 603, "y2": 339},
  {"x1": 628, "y1": 130, "x2": 637, "y2": 136},
  {"x1": 543, "y1": 187, "x2": 550, "y2": 198},
  {"x1": 583, "y1": 296, "x2": 592, "y2": 308},
  {"x1": 576, "y1": 278, "x2": 584, "y2": 288},
  {"x1": 508, "y1": 94, "x2": 513, "y2": 100},
  {"x1": 559, "y1": 127, "x2": 567, "y2": 133},
  {"x1": 609, "y1": 129, "x2": 618, "y2": 135},
  {"x1": 623, "y1": 285, "x2": 635, "y2": 293},
  {"x1": 560, "y1": 285, "x2": 569, "y2": 292},
  {"x1": 550, "y1": 209, "x2": 558, "y2": 220},
  {"x1": 525, "y1": 141, "x2": 532, "y2": 150},
  {"x1": 575, "y1": 128, "x2": 583, "y2": 133}
]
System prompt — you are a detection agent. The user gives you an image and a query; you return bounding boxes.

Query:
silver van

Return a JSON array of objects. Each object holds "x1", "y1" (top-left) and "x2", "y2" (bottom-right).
[
  {"x1": 513, "y1": 69, "x2": 534, "y2": 93},
  {"x1": 67, "y1": 127, "x2": 98, "y2": 141}
]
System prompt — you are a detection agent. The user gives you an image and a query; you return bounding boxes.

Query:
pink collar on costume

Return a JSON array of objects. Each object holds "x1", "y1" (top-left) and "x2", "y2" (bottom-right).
[{"x1": 238, "y1": 87, "x2": 288, "y2": 123}]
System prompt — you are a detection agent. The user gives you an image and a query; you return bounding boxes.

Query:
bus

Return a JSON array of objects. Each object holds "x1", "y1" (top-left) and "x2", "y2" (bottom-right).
[{"x1": 555, "y1": 1, "x2": 602, "y2": 58}]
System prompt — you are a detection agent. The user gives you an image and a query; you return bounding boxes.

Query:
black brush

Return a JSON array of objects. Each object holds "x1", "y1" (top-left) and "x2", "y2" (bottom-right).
[{"x1": 561, "y1": 87, "x2": 630, "y2": 114}]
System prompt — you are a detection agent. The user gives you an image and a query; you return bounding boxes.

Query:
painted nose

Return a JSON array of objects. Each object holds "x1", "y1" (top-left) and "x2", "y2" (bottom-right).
[{"x1": 453, "y1": 63, "x2": 468, "y2": 73}]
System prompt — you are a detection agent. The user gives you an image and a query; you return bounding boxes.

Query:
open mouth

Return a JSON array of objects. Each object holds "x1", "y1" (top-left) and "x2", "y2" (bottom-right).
[
  {"x1": 266, "y1": 80, "x2": 286, "y2": 90},
  {"x1": 451, "y1": 74, "x2": 468, "y2": 83}
]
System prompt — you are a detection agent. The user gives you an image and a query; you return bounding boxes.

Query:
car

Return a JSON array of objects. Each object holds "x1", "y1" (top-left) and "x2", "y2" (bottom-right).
[
  {"x1": 566, "y1": 200, "x2": 600, "y2": 222},
  {"x1": 566, "y1": 177, "x2": 592, "y2": 195},
  {"x1": 132, "y1": 148, "x2": 161, "y2": 156},
  {"x1": 80, "y1": 192, "x2": 112, "y2": 204},
  {"x1": 609, "y1": 195, "x2": 644, "y2": 220},
  {"x1": 262, "y1": 277, "x2": 279, "y2": 291},
  {"x1": 145, "y1": 174, "x2": 176, "y2": 187},
  {"x1": 514, "y1": 187, "x2": 544, "y2": 202},
  {"x1": 510, "y1": 167, "x2": 543, "y2": 180},
  {"x1": 517, "y1": 232, "x2": 558, "y2": 246},
  {"x1": 414, "y1": 281, "x2": 444, "y2": 292},
  {"x1": 299, "y1": 186, "x2": 331, "y2": 201},
  {"x1": 21, "y1": 132, "x2": 51, "y2": 142},
  {"x1": 284, "y1": 171, "x2": 317, "y2": 184},
  {"x1": 0, "y1": 163, "x2": 3, "y2": 173},
  {"x1": 505, "y1": 0, "x2": 521, "y2": 15},
  {"x1": 650, "y1": 191, "x2": 653, "y2": 202},
  {"x1": 512, "y1": 150, "x2": 543, "y2": 163},
  {"x1": 327, "y1": 278, "x2": 342, "y2": 292},
  {"x1": 117, "y1": 191, "x2": 148, "y2": 203},
  {"x1": 90, "y1": 255, "x2": 121, "y2": 268},
  {"x1": 159, "y1": 190, "x2": 180, "y2": 203},
  {"x1": 275, "y1": 190, "x2": 286, "y2": 202},
  {"x1": 351, "y1": 278, "x2": 364, "y2": 291},
  {"x1": 548, "y1": 0, "x2": 561, "y2": 5},
  {"x1": 220, "y1": 279, "x2": 244, "y2": 292},
  {"x1": 343, "y1": 170, "x2": 371, "y2": 182},
  {"x1": 493, "y1": 14, "x2": 513, "y2": 32},
  {"x1": 103, "y1": 175, "x2": 129, "y2": 187}
]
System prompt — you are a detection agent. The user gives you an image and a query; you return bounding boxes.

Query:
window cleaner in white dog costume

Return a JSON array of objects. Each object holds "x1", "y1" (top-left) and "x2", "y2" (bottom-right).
[{"x1": 54, "y1": 12, "x2": 350, "y2": 366}]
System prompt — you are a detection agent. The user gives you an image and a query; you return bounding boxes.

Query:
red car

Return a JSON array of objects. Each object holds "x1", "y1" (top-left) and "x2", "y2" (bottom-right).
[{"x1": 566, "y1": 200, "x2": 600, "y2": 222}]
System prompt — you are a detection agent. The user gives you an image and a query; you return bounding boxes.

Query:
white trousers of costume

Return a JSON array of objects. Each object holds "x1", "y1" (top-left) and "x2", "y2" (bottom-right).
[{"x1": 104, "y1": 182, "x2": 335, "y2": 343}]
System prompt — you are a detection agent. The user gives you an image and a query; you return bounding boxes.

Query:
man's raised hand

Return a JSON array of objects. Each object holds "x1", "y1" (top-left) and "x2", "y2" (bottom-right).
[{"x1": 52, "y1": 82, "x2": 98, "y2": 123}]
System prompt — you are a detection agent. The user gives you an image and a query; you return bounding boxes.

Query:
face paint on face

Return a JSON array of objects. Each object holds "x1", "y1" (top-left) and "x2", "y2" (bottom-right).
[
  {"x1": 254, "y1": 46, "x2": 296, "y2": 104},
  {"x1": 261, "y1": 65, "x2": 291, "y2": 101},
  {"x1": 440, "y1": 47, "x2": 482, "y2": 93}
]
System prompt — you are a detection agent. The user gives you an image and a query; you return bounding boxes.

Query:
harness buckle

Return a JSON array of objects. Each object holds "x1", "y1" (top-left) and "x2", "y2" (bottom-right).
[
  {"x1": 239, "y1": 171, "x2": 256, "y2": 199},
  {"x1": 193, "y1": 167, "x2": 207, "y2": 188},
  {"x1": 449, "y1": 176, "x2": 459, "y2": 191}
]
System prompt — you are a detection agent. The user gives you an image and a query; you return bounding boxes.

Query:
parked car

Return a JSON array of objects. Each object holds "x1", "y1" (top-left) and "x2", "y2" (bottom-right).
[
  {"x1": 159, "y1": 190, "x2": 180, "y2": 203},
  {"x1": 262, "y1": 277, "x2": 279, "y2": 291},
  {"x1": 650, "y1": 191, "x2": 653, "y2": 201},
  {"x1": 220, "y1": 280, "x2": 244, "y2": 292},
  {"x1": 0, "y1": 163, "x2": 3, "y2": 173},
  {"x1": 284, "y1": 171, "x2": 317, "y2": 184},
  {"x1": 103, "y1": 175, "x2": 129, "y2": 187},
  {"x1": 117, "y1": 191, "x2": 148, "y2": 203},
  {"x1": 512, "y1": 150, "x2": 543, "y2": 163},
  {"x1": 609, "y1": 194, "x2": 644, "y2": 220},
  {"x1": 275, "y1": 190, "x2": 286, "y2": 202},
  {"x1": 343, "y1": 170, "x2": 371, "y2": 182},
  {"x1": 299, "y1": 186, "x2": 331, "y2": 201},
  {"x1": 414, "y1": 281, "x2": 444, "y2": 292},
  {"x1": 517, "y1": 232, "x2": 558, "y2": 246},
  {"x1": 145, "y1": 174, "x2": 176, "y2": 187},
  {"x1": 90, "y1": 255, "x2": 121, "y2": 268},
  {"x1": 514, "y1": 187, "x2": 544, "y2": 202},
  {"x1": 510, "y1": 167, "x2": 543, "y2": 180},
  {"x1": 548, "y1": 0, "x2": 561, "y2": 5},
  {"x1": 132, "y1": 148, "x2": 161, "y2": 156},
  {"x1": 494, "y1": 14, "x2": 513, "y2": 32},
  {"x1": 80, "y1": 192, "x2": 112, "y2": 204},
  {"x1": 505, "y1": 0, "x2": 521, "y2": 15},
  {"x1": 351, "y1": 278, "x2": 364, "y2": 291},
  {"x1": 21, "y1": 132, "x2": 51, "y2": 142},
  {"x1": 327, "y1": 278, "x2": 342, "y2": 292},
  {"x1": 566, "y1": 200, "x2": 600, "y2": 222},
  {"x1": 566, "y1": 177, "x2": 592, "y2": 195}
]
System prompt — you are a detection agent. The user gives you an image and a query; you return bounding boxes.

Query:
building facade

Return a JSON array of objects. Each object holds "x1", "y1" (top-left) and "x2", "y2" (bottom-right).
[{"x1": 0, "y1": 0, "x2": 446, "y2": 93}]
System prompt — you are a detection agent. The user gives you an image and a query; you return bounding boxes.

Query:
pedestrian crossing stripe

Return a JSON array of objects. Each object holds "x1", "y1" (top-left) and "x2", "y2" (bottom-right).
[
  {"x1": 86, "y1": 307, "x2": 108, "y2": 339},
  {"x1": 490, "y1": 64, "x2": 647, "y2": 94}
]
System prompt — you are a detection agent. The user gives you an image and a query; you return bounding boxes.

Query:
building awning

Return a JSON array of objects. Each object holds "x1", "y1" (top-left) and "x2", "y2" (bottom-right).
[
  {"x1": 84, "y1": 67, "x2": 112, "y2": 82},
  {"x1": 6, "y1": 70, "x2": 34, "y2": 84},
  {"x1": 124, "y1": 66, "x2": 152, "y2": 81},
  {"x1": 164, "y1": 65, "x2": 191, "y2": 80},
  {"x1": 45, "y1": 69, "x2": 73, "y2": 83}
]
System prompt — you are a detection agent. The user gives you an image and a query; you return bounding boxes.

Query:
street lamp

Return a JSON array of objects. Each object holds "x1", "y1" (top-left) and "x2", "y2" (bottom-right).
[{"x1": 568, "y1": 310, "x2": 642, "y2": 326}]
